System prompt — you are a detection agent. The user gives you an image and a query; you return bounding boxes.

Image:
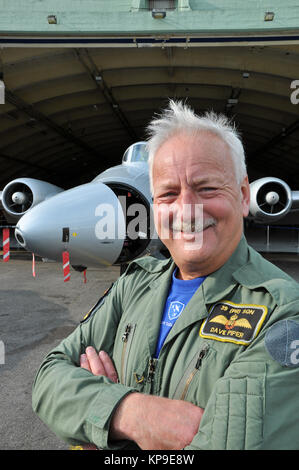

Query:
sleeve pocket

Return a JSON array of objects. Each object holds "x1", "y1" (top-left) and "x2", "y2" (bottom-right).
[{"x1": 189, "y1": 362, "x2": 266, "y2": 450}]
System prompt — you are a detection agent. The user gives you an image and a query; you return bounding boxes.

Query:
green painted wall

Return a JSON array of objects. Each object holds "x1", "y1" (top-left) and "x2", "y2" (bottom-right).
[{"x1": 0, "y1": 0, "x2": 298, "y2": 34}]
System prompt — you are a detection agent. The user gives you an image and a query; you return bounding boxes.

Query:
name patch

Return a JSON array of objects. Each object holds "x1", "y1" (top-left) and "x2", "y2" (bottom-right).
[{"x1": 200, "y1": 301, "x2": 268, "y2": 345}]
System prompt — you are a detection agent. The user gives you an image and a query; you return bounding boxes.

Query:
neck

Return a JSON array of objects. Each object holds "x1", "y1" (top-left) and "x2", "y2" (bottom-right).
[
  {"x1": 175, "y1": 238, "x2": 243, "y2": 280},
  {"x1": 176, "y1": 267, "x2": 208, "y2": 280}
]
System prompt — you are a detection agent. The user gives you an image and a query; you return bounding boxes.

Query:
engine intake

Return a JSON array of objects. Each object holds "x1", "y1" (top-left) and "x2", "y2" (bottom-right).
[
  {"x1": 1, "y1": 178, "x2": 63, "y2": 218},
  {"x1": 249, "y1": 177, "x2": 292, "y2": 222}
]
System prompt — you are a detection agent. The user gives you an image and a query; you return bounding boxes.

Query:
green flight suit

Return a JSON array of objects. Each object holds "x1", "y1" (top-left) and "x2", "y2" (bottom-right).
[{"x1": 32, "y1": 236, "x2": 299, "y2": 450}]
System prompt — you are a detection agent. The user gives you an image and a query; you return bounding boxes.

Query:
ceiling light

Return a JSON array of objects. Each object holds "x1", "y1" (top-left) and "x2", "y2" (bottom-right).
[
  {"x1": 47, "y1": 15, "x2": 57, "y2": 24},
  {"x1": 264, "y1": 12, "x2": 275, "y2": 21},
  {"x1": 152, "y1": 9, "x2": 166, "y2": 19},
  {"x1": 228, "y1": 98, "x2": 238, "y2": 105}
]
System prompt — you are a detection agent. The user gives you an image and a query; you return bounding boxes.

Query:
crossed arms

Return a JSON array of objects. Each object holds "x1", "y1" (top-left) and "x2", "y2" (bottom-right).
[{"x1": 80, "y1": 346, "x2": 204, "y2": 450}]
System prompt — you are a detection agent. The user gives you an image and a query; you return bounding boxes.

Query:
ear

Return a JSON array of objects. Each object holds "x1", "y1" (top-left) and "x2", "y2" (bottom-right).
[{"x1": 240, "y1": 176, "x2": 250, "y2": 217}]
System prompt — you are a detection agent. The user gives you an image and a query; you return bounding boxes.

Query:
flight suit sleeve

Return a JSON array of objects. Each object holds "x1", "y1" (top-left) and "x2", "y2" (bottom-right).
[
  {"x1": 185, "y1": 309, "x2": 299, "y2": 450},
  {"x1": 32, "y1": 278, "x2": 137, "y2": 450}
]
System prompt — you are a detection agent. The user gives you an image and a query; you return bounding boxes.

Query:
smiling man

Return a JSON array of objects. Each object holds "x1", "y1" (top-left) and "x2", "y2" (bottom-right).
[
  {"x1": 32, "y1": 101, "x2": 299, "y2": 450},
  {"x1": 151, "y1": 129, "x2": 250, "y2": 279}
]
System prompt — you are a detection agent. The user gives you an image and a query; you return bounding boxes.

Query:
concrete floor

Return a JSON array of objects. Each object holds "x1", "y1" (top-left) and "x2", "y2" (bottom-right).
[
  {"x1": 0, "y1": 255, "x2": 120, "y2": 450},
  {"x1": 0, "y1": 251, "x2": 299, "y2": 450}
]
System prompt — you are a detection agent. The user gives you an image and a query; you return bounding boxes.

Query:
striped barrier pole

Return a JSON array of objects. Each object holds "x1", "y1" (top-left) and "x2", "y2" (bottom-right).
[
  {"x1": 62, "y1": 250, "x2": 70, "y2": 282},
  {"x1": 2, "y1": 228, "x2": 10, "y2": 262}
]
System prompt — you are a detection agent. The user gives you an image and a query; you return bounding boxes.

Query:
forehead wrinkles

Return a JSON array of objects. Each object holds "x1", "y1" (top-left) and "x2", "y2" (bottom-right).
[
  {"x1": 153, "y1": 133, "x2": 233, "y2": 190},
  {"x1": 157, "y1": 131, "x2": 232, "y2": 167}
]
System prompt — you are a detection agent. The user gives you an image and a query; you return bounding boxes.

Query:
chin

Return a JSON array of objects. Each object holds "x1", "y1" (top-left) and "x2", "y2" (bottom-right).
[{"x1": 177, "y1": 232, "x2": 220, "y2": 264}]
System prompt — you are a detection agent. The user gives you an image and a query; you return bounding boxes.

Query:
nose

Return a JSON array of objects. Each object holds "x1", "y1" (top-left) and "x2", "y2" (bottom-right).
[{"x1": 176, "y1": 188, "x2": 201, "y2": 220}]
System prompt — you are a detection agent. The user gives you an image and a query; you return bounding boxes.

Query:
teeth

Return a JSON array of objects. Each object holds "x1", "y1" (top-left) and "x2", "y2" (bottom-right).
[{"x1": 172, "y1": 218, "x2": 216, "y2": 233}]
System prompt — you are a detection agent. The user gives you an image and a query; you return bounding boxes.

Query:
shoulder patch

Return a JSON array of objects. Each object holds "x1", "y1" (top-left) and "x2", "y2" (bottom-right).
[
  {"x1": 200, "y1": 301, "x2": 268, "y2": 346},
  {"x1": 81, "y1": 283, "x2": 114, "y2": 324},
  {"x1": 265, "y1": 319, "x2": 299, "y2": 367}
]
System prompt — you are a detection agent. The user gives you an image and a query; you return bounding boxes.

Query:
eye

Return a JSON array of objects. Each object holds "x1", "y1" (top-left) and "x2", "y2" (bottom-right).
[
  {"x1": 200, "y1": 187, "x2": 217, "y2": 192},
  {"x1": 158, "y1": 191, "x2": 178, "y2": 199}
]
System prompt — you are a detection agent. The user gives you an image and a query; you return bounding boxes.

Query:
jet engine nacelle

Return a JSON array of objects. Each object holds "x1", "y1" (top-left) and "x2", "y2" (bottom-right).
[
  {"x1": 249, "y1": 177, "x2": 293, "y2": 222},
  {"x1": 1, "y1": 178, "x2": 63, "y2": 219}
]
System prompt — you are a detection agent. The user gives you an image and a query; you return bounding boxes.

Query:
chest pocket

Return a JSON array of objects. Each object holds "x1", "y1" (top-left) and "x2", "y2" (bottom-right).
[
  {"x1": 172, "y1": 344, "x2": 222, "y2": 407},
  {"x1": 172, "y1": 345, "x2": 210, "y2": 400}
]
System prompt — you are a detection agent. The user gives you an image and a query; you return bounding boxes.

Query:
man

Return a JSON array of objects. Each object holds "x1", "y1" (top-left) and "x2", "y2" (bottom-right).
[{"x1": 32, "y1": 101, "x2": 299, "y2": 450}]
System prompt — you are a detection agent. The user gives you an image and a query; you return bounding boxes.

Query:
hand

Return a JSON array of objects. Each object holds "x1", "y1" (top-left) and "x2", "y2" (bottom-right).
[
  {"x1": 80, "y1": 346, "x2": 118, "y2": 383},
  {"x1": 79, "y1": 346, "x2": 118, "y2": 450},
  {"x1": 80, "y1": 348, "x2": 204, "y2": 450},
  {"x1": 111, "y1": 392, "x2": 204, "y2": 450}
]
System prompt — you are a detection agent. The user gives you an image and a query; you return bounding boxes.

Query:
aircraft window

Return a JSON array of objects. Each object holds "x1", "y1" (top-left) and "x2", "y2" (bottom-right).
[{"x1": 122, "y1": 142, "x2": 149, "y2": 163}]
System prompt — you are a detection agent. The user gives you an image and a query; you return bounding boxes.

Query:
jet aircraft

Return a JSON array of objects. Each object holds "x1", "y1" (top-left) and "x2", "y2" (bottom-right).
[{"x1": 0, "y1": 141, "x2": 299, "y2": 271}]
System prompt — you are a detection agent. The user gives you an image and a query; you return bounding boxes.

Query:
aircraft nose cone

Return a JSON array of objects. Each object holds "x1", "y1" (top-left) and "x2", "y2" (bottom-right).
[
  {"x1": 15, "y1": 182, "x2": 126, "y2": 267},
  {"x1": 12, "y1": 191, "x2": 26, "y2": 205},
  {"x1": 265, "y1": 191, "x2": 279, "y2": 205}
]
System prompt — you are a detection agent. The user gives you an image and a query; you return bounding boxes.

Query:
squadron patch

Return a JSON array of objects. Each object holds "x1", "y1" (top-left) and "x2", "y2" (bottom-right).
[
  {"x1": 81, "y1": 283, "x2": 114, "y2": 323},
  {"x1": 200, "y1": 301, "x2": 268, "y2": 346}
]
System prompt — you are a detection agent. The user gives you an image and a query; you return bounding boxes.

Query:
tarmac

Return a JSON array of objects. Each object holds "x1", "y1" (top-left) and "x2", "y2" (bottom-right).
[
  {"x1": 0, "y1": 254, "x2": 120, "y2": 450},
  {"x1": 1, "y1": 251, "x2": 299, "y2": 450}
]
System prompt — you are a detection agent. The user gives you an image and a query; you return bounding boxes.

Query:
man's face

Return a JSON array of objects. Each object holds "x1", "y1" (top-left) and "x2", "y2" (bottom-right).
[{"x1": 152, "y1": 132, "x2": 250, "y2": 279}]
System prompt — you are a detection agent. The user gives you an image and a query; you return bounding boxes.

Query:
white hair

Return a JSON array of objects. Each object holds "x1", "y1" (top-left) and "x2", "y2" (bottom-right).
[{"x1": 146, "y1": 100, "x2": 247, "y2": 195}]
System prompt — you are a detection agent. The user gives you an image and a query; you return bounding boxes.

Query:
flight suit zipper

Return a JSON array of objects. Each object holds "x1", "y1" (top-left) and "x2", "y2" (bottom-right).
[
  {"x1": 147, "y1": 358, "x2": 158, "y2": 383},
  {"x1": 120, "y1": 323, "x2": 136, "y2": 385},
  {"x1": 173, "y1": 345, "x2": 209, "y2": 400}
]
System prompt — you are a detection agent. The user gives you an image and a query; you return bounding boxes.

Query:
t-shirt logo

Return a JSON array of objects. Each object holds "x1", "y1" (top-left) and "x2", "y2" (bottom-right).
[{"x1": 168, "y1": 301, "x2": 185, "y2": 321}]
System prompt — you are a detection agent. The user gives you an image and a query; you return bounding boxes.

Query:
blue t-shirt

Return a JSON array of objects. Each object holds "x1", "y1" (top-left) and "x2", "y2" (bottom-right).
[{"x1": 154, "y1": 268, "x2": 206, "y2": 358}]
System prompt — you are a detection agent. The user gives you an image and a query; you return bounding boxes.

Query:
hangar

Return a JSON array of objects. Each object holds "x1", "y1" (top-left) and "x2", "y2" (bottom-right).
[
  {"x1": 1, "y1": 1, "x2": 299, "y2": 450},
  {"x1": 0, "y1": 0, "x2": 299, "y2": 250},
  {"x1": 0, "y1": 0, "x2": 299, "y2": 449}
]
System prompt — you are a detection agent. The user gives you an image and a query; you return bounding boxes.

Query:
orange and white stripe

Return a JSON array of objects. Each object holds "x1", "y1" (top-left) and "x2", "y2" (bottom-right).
[
  {"x1": 62, "y1": 251, "x2": 70, "y2": 282},
  {"x1": 2, "y1": 228, "x2": 10, "y2": 262}
]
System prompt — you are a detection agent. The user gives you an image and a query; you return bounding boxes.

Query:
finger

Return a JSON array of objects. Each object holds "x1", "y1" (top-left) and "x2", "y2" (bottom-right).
[
  {"x1": 85, "y1": 346, "x2": 106, "y2": 376},
  {"x1": 99, "y1": 350, "x2": 118, "y2": 383},
  {"x1": 81, "y1": 444, "x2": 99, "y2": 450},
  {"x1": 80, "y1": 354, "x2": 91, "y2": 372}
]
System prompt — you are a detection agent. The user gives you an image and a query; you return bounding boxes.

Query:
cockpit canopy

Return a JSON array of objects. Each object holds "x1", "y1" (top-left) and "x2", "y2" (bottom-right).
[{"x1": 122, "y1": 141, "x2": 149, "y2": 164}]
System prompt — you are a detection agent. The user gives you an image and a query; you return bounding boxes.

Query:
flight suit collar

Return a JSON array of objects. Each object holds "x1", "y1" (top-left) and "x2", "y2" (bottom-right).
[
  {"x1": 145, "y1": 235, "x2": 250, "y2": 354},
  {"x1": 202, "y1": 234, "x2": 249, "y2": 304},
  {"x1": 166, "y1": 235, "x2": 250, "y2": 344},
  {"x1": 231, "y1": 244, "x2": 295, "y2": 306},
  {"x1": 128, "y1": 255, "x2": 173, "y2": 274}
]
